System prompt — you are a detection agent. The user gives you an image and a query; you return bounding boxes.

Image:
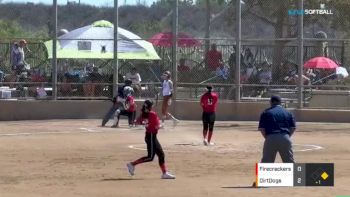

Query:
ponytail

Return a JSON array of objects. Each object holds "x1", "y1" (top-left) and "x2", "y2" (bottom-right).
[
  {"x1": 206, "y1": 86, "x2": 213, "y2": 99},
  {"x1": 207, "y1": 88, "x2": 213, "y2": 100}
]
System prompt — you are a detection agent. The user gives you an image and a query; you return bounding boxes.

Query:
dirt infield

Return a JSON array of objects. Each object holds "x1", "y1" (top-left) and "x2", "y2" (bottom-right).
[{"x1": 0, "y1": 120, "x2": 349, "y2": 197}]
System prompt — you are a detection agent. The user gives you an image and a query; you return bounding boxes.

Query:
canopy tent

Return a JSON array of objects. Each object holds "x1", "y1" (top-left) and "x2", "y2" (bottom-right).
[{"x1": 45, "y1": 20, "x2": 160, "y2": 60}]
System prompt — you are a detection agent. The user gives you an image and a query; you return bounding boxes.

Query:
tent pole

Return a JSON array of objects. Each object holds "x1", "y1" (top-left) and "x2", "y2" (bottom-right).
[
  {"x1": 52, "y1": 0, "x2": 58, "y2": 100},
  {"x1": 113, "y1": 0, "x2": 119, "y2": 97}
]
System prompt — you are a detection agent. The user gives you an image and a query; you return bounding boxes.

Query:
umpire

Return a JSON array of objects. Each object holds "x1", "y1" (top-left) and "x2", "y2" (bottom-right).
[{"x1": 258, "y1": 95, "x2": 296, "y2": 163}]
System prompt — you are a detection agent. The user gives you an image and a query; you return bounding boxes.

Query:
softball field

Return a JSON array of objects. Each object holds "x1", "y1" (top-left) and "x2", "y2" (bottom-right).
[{"x1": 0, "y1": 120, "x2": 349, "y2": 197}]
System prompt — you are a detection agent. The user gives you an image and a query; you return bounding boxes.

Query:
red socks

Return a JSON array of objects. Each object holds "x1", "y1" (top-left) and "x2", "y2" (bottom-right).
[
  {"x1": 160, "y1": 163, "x2": 167, "y2": 174},
  {"x1": 131, "y1": 158, "x2": 144, "y2": 166},
  {"x1": 208, "y1": 131, "x2": 213, "y2": 143},
  {"x1": 203, "y1": 129, "x2": 208, "y2": 139}
]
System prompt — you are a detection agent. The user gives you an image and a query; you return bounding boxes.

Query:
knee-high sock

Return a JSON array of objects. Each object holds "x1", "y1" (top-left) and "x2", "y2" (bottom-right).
[
  {"x1": 208, "y1": 131, "x2": 213, "y2": 143},
  {"x1": 203, "y1": 129, "x2": 208, "y2": 139},
  {"x1": 159, "y1": 163, "x2": 167, "y2": 173}
]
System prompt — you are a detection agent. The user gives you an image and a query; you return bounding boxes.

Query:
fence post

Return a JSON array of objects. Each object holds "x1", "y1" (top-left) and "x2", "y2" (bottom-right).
[
  {"x1": 113, "y1": 0, "x2": 119, "y2": 97},
  {"x1": 52, "y1": 0, "x2": 58, "y2": 100},
  {"x1": 235, "y1": 0, "x2": 241, "y2": 102},
  {"x1": 297, "y1": 0, "x2": 304, "y2": 109},
  {"x1": 172, "y1": 0, "x2": 178, "y2": 103}
]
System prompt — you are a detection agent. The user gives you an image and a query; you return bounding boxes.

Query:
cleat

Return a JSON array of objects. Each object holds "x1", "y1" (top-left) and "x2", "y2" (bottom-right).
[
  {"x1": 203, "y1": 139, "x2": 208, "y2": 146},
  {"x1": 161, "y1": 172, "x2": 176, "y2": 179},
  {"x1": 127, "y1": 163, "x2": 135, "y2": 176},
  {"x1": 208, "y1": 142, "x2": 215, "y2": 146},
  {"x1": 111, "y1": 125, "x2": 119, "y2": 128}
]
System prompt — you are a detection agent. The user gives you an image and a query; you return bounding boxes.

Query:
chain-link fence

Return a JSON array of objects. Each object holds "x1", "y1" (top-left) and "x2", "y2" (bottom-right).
[{"x1": 1, "y1": 0, "x2": 350, "y2": 109}]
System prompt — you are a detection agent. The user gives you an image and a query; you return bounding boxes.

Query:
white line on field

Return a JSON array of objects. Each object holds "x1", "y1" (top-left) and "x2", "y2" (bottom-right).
[
  {"x1": 128, "y1": 143, "x2": 324, "y2": 153},
  {"x1": 293, "y1": 143, "x2": 324, "y2": 152},
  {"x1": 79, "y1": 128, "x2": 96, "y2": 132},
  {"x1": 0, "y1": 128, "x2": 103, "y2": 137}
]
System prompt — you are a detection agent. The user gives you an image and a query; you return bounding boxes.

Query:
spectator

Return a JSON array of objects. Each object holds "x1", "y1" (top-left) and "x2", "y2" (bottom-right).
[
  {"x1": 31, "y1": 69, "x2": 46, "y2": 83},
  {"x1": 178, "y1": 58, "x2": 191, "y2": 82},
  {"x1": 11, "y1": 39, "x2": 30, "y2": 74},
  {"x1": 205, "y1": 44, "x2": 223, "y2": 71},
  {"x1": 59, "y1": 74, "x2": 72, "y2": 96},
  {"x1": 242, "y1": 48, "x2": 254, "y2": 68},
  {"x1": 304, "y1": 68, "x2": 317, "y2": 84},
  {"x1": 215, "y1": 62, "x2": 230, "y2": 98},
  {"x1": 228, "y1": 50, "x2": 236, "y2": 69},
  {"x1": 286, "y1": 74, "x2": 310, "y2": 86},
  {"x1": 83, "y1": 72, "x2": 93, "y2": 97},
  {"x1": 83, "y1": 66, "x2": 101, "y2": 97},
  {"x1": 10, "y1": 42, "x2": 20, "y2": 72},
  {"x1": 228, "y1": 49, "x2": 243, "y2": 81},
  {"x1": 258, "y1": 62, "x2": 272, "y2": 84},
  {"x1": 242, "y1": 48, "x2": 255, "y2": 79},
  {"x1": 0, "y1": 70, "x2": 4, "y2": 82},
  {"x1": 125, "y1": 67, "x2": 142, "y2": 97},
  {"x1": 178, "y1": 58, "x2": 191, "y2": 72},
  {"x1": 90, "y1": 67, "x2": 102, "y2": 96},
  {"x1": 216, "y1": 61, "x2": 230, "y2": 81}
]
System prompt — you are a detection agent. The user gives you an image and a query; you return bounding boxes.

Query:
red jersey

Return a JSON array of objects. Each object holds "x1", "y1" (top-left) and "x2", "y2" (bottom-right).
[
  {"x1": 125, "y1": 95, "x2": 136, "y2": 112},
  {"x1": 178, "y1": 64, "x2": 190, "y2": 72},
  {"x1": 136, "y1": 111, "x2": 160, "y2": 134},
  {"x1": 200, "y1": 92, "x2": 218, "y2": 113},
  {"x1": 206, "y1": 50, "x2": 222, "y2": 71}
]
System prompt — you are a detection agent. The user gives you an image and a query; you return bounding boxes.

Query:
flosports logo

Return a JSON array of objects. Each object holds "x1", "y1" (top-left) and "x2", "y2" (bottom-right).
[{"x1": 288, "y1": 4, "x2": 333, "y2": 15}]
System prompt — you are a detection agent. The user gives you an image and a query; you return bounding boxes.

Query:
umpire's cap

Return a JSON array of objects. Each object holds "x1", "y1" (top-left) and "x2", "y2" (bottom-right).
[
  {"x1": 270, "y1": 95, "x2": 282, "y2": 105},
  {"x1": 124, "y1": 79, "x2": 132, "y2": 86}
]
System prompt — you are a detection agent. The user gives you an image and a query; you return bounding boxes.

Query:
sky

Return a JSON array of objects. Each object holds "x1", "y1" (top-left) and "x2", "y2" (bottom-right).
[{"x1": 2, "y1": 0, "x2": 158, "y2": 7}]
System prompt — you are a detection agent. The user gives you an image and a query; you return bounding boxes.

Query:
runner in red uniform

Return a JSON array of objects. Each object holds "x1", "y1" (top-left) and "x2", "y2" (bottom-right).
[
  {"x1": 200, "y1": 85, "x2": 218, "y2": 146},
  {"x1": 126, "y1": 100, "x2": 176, "y2": 179}
]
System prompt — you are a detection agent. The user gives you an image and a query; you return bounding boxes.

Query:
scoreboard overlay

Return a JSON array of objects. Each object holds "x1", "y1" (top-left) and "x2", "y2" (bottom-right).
[{"x1": 256, "y1": 163, "x2": 334, "y2": 187}]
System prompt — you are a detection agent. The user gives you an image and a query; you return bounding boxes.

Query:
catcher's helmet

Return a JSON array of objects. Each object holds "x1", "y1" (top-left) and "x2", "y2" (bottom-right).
[
  {"x1": 143, "y1": 100, "x2": 153, "y2": 110},
  {"x1": 123, "y1": 86, "x2": 134, "y2": 97}
]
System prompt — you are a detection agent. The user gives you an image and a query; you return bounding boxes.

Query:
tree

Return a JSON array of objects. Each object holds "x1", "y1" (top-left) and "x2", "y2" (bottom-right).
[{"x1": 0, "y1": 20, "x2": 27, "y2": 38}]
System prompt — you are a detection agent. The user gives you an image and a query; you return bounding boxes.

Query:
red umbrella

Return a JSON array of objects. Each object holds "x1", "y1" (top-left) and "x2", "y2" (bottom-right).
[
  {"x1": 149, "y1": 32, "x2": 201, "y2": 48},
  {"x1": 304, "y1": 57, "x2": 339, "y2": 69}
]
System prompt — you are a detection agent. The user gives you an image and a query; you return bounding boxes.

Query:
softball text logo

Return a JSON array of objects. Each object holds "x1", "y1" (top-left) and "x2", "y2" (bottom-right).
[{"x1": 288, "y1": 3, "x2": 333, "y2": 15}]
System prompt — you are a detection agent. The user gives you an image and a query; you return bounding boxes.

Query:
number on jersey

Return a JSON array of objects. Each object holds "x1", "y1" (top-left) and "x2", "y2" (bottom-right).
[{"x1": 207, "y1": 98, "x2": 213, "y2": 105}]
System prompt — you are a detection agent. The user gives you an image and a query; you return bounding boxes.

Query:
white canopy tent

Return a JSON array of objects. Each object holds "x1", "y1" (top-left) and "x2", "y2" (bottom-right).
[{"x1": 45, "y1": 20, "x2": 160, "y2": 60}]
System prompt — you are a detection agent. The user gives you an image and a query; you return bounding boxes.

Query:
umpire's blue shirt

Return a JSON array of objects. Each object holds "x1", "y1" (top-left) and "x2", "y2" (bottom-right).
[{"x1": 258, "y1": 105, "x2": 296, "y2": 136}]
